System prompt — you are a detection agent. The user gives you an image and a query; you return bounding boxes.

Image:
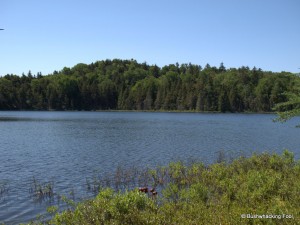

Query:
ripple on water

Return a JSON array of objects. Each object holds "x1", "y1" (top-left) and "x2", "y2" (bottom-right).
[{"x1": 0, "y1": 111, "x2": 300, "y2": 224}]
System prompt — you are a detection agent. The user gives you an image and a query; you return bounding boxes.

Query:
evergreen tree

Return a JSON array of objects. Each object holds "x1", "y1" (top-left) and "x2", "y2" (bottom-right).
[{"x1": 0, "y1": 59, "x2": 298, "y2": 113}]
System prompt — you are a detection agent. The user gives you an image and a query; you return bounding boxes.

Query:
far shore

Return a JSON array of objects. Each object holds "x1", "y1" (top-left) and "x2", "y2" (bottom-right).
[{"x1": 0, "y1": 109, "x2": 277, "y2": 114}]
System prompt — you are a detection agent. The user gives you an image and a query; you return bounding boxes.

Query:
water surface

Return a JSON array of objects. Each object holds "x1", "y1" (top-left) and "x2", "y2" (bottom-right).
[{"x1": 0, "y1": 111, "x2": 299, "y2": 224}]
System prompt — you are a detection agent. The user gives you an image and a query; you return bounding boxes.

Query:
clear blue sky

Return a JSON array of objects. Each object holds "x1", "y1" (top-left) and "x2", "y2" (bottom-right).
[{"x1": 0, "y1": 0, "x2": 299, "y2": 76}]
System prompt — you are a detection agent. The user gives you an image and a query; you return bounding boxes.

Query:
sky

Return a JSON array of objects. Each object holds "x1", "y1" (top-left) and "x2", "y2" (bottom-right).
[{"x1": 0, "y1": 0, "x2": 299, "y2": 76}]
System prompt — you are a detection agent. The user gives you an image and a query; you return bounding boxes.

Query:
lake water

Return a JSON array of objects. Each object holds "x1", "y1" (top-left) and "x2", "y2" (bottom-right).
[{"x1": 0, "y1": 111, "x2": 300, "y2": 224}]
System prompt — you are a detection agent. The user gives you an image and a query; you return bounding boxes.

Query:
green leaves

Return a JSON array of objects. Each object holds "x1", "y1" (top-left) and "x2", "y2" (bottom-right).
[
  {"x1": 273, "y1": 78, "x2": 300, "y2": 126},
  {"x1": 0, "y1": 60, "x2": 298, "y2": 112}
]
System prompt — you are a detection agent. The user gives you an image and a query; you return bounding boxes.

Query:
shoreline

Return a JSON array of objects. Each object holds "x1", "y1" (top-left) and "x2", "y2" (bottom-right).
[
  {"x1": 0, "y1": 109, "x2": 277, "y2": 115},
  {"x1": 37, "y1": 150, "x2": 300, "y2": 225}
]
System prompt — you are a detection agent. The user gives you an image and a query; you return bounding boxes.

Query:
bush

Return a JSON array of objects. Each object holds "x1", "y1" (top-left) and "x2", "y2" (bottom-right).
[{"x1": 44, "y1": 150, "x2": 300, "y2": 225}]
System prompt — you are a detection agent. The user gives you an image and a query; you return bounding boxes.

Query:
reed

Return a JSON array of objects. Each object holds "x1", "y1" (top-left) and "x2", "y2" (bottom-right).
[
  {"x1": 0, "y1": 181, "x2": 9, "y2": 199},
  {"x1": 29, "y1": 177, "x2": 54, "y2": 200}
]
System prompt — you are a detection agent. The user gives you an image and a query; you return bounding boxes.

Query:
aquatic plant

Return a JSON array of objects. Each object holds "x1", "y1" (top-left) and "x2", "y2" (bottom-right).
[
  {"x1": 29, "y1": 177, "x2": 54, "y2": 201},
  {"x1": 0, "y1": 181, "x2": 9, "y2": 199}
]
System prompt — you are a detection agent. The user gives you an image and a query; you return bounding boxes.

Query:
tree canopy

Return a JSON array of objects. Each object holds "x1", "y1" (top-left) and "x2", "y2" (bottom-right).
[{"x1": 0, "y1": 59, "x2": 299, "y2": 112}]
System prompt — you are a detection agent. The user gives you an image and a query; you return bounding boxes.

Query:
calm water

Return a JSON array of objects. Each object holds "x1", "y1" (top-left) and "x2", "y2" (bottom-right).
[{"x1": 0, "y1": 111, "x2": 299, "y2": 224}]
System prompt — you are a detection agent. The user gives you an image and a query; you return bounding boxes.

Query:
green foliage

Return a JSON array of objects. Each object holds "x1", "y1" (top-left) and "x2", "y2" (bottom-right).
[
  {"x1": 0, "y1": 60, "x2": 298, "y2": 112},
  {"x1": 50, "y1": 189, "x2": 158, "y2": 225},
  {"x1": 274, "y1": 78, "x2": 300, "y2": 125},
  {"x1": 43, "y1": 151, "x2": 300, "y2": 225},
  {"x1": 47, "y1": 206, "x2": 58, "y2": 214}
]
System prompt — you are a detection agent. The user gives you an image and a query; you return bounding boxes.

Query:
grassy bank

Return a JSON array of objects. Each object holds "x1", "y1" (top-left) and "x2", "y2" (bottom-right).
[{"x1": 29, "y1": 150, "x2": 299, "y2": 225}]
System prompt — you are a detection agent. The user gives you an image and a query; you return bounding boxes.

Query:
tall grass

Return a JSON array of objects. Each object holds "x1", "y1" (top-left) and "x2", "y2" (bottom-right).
[
  {"x1": 29, "y1": 177, "x2": 54, "y2": 201},
  {"x1": 0, "y1": 181, "x2": 9, "y2": 200}
]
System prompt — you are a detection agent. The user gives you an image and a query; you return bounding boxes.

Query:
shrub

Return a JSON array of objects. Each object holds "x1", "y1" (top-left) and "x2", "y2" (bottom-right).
[{"x1": 43, "y1": 150, "x2": 300, "y2": 225}]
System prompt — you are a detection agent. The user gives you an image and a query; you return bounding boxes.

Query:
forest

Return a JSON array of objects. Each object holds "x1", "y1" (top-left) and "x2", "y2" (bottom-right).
[{"x1": 0, "y1": 59, "x2": 298, "y2": 112}]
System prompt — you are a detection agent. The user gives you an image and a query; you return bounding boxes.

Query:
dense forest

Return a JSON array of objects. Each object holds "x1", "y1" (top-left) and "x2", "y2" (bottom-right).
[{"x1": 0, "y1": 59, "x2": 298, "y2": 112}]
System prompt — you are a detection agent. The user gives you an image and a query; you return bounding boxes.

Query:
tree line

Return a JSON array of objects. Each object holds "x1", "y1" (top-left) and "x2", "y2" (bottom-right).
[{"x1": 0, "y1": 59, "x2": 298, "y2": 112}]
